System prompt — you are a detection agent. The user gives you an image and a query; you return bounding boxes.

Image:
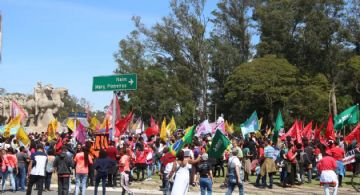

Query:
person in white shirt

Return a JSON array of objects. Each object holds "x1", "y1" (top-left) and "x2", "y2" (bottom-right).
[
  {"x1": 226, "y1": 148, "x2": 244, "y2": 195},
  {"x1": 26, "y1": 143, "x2": 48, "y2": 195}
]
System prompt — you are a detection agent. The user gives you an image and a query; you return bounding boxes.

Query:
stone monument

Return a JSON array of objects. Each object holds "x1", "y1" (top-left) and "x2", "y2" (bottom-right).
[{"x1": 0, "y1": 82, "x2": 68, "y2": 132}]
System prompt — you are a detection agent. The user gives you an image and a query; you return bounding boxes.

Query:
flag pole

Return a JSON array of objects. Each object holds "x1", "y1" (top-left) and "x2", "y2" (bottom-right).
[{"x1": 112, "y1": 91, "x2": 117, "y2": 140}]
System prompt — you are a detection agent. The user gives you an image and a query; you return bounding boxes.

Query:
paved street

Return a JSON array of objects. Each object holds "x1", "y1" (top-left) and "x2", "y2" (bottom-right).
[{"x1": 4, "y1": 183, "x2": 360, "y2": 195}]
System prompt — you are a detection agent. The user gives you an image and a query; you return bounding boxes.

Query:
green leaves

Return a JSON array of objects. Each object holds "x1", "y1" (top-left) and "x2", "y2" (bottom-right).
[{"x1": 225, "y1": 55, "x2": 298, "y2": 122}]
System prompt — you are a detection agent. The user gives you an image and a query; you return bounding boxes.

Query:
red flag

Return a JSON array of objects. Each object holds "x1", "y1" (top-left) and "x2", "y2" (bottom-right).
[
  {"x1": 314, "y1": 123, "x2": 323, "y2": 140},
  {"x1": 299, "y1": 119, "x2": 304, "y2": 131},
  {"x1": 302, "y1": 121, "x2": 313, "y2": 140},
  {"x1": 145, "y1": 116, "x2": 159, "y2": 137},
  {"x1": 281, "y1": 119, "x2": 298, "y2": 140},
  {"x1": 344, "y1": 123, "x2": 360, "y2": 144},
  {"x1": 150, "y1": 116, "x2": 159, "y2": 131},
  {"x1": 295, "y1": 121, "x2": 302, "y2": 144},
  {"x1": 325, "y1": 115, "x2": 336, "y2": 140},
  {"x1": 115, "y1": 111, "x2": 133, "y2": 137}
]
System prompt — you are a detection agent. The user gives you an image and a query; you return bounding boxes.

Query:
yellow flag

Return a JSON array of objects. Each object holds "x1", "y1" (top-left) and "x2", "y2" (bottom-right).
[
  {"x1": 99, "y1": 117, "x2": 109, "y2": 130},
  {"x1": 4, "y1": 115, "x2": 21, "y2": 138},
  {"x1": 225, "y1": 120, "x2": 234, "y2": 134},
  {"x1": 16, "y1": 126, "x2": 30, "y2": 145},
  {"x1": 255, "y1": 130, "x2": 262, "y2": 138},
  {"x1": 160, "y1": 118, "x2": 167, "y2": 141},
  {"x1": 67, "y1": 118, "x2": 75, "y2": 131},
  {"x1": 48, "y1": 119, "x2": 58, "y2": 141},
  {"x1": 166, "y1": 116, "x2": 176, "y2": 134},
  {"x1": 258, "y1": 117, "x2": 263, "y2": 130},
  {"x1": 185, "y1": 126, "x2": 192, "y2": 134},
  {"x1": 89, "y1": 117, "x2": 99, "y2": 131}
]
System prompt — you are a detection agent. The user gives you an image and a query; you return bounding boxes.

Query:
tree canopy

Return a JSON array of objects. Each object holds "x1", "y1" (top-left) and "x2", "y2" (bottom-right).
[{"x1": 114, "y1": 0, "x2": 359, "y2": 127}]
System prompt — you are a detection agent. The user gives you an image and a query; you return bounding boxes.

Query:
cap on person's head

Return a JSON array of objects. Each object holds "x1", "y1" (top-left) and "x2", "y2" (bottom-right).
[{"x1": 201, "y1": 153, "x2": 208, "y2": 161}]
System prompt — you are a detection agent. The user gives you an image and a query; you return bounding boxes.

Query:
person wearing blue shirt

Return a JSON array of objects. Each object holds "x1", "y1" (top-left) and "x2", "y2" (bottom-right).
[{"x1": 260, "y1": 140, "x2": 277, "y2": 189}]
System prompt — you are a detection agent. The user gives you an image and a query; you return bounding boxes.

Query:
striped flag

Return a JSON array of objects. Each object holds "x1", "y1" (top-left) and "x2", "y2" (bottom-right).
[{"x1": 10, "y1": 100, "x2": 28, "y2": 123}]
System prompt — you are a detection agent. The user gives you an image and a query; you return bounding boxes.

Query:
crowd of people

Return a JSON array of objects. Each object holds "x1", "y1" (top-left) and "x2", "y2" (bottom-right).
[{"x1": 0, "y1": 128, "x2": 359, "y2": 195}]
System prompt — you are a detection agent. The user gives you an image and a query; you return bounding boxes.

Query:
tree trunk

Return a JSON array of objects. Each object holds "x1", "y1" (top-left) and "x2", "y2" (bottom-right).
[{"x1": 331, "y1": 81, "x2": 338, "y2": 115}]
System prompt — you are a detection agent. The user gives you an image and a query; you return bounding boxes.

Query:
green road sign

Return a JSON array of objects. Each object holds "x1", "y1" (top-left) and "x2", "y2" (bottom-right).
[{"x1": 92, "y1": 74, "x2": 137, "y2": 91}]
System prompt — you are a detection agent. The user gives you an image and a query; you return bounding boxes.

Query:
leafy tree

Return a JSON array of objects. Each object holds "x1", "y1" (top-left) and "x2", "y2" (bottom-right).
[
  {"x1": 114, "y1": 25, "x2": 195, "y2": 126},
  {"x1": 345, "y1": 55, "x2": 360, "y2": 103},
  {"x1": 286, "y1": 74, "x2": 329, "y2": 124},
  {"x1": 225, "y1": 55, "x2": 298, "y2": 123},
  {"x1": 57, "y1": 95, "x2": 92, "y2": 121},
  {"x1": 209, "y1": 0, "x2": 252, "y2": 119},
  {"x1": 253, "y1": 0, "x2": 354, "y2": 115},
  {"x1": 133, "y1": 0, "x2": 211, "y2": 120}
]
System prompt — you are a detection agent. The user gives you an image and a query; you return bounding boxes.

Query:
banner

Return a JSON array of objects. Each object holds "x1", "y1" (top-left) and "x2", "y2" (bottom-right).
[{"x1": 196, "y1": 119, "x2": 212, "y2": 136}]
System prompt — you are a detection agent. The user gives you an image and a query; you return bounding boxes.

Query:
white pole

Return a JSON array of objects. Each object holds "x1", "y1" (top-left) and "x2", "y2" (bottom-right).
[
  {"x1": 112, "y1": 92, "x2": 117, "y2": 140},
  {"x1": 74, "y1": 114, "x2": 77, "y2": 134}
]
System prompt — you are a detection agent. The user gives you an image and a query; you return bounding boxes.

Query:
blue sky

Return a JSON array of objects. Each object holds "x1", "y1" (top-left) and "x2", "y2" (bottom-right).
[{"x1": 0, "y1": 0, "x2": 238, "y2": 111}]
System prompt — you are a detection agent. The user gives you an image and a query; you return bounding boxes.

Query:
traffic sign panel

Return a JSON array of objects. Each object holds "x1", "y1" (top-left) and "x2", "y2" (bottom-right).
[{"x1": 92, "y1": 74, "x2": 137, "y2": 91}]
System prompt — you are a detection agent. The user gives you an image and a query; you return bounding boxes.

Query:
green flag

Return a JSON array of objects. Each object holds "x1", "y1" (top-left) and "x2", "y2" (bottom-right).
[
  {"x1": 240, "y1": 111, "x2": 259, "y2": 136},
  {"x1": 169, "y1": 125, "x2": 195, "y2": 156},
  {"x1": 334, "y1": 105, "x2": 359, "y2": 130},
  {"x1": 208, "y1": 129, "x2": 231, "y2": 159},
  {"x1": 272, "y1": 111, "x2": 284, "y2": 144}
]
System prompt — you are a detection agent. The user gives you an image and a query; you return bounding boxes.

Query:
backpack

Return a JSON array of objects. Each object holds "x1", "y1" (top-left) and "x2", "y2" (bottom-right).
[{"x1": 300, "y1": 151, "x2": 310, "y2": 166}]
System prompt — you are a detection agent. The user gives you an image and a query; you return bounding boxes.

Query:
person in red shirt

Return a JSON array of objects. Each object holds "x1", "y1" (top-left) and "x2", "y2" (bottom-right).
[
  {"x1": 285, "y1": 144, "x2": 297, "y2": 187},
  {"x1": 74, "y1": 146, "x2": 93, "y2": 195},
  {"x1": 135, "y1": 137, "x2": 147, "y2": 181},
  {"x1": 330, "y1": 141, "x2": 345, "y2": 187},
  {"x1": 1, "y1": 148, "x2": 17, "y2": 192},
  {"x1": 317, "y1": 152, "x2": 338, "y2": 195},
  {"x1": 119, "y1": 148, "x2": 133, "y2": 195},
  {"x1": 106, "y1": 141, "x2": 119, "y2": 187}
]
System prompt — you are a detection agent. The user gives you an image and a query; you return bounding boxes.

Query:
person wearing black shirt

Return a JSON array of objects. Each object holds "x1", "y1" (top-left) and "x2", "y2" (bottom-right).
[
  {"x1": 303, "y1": 138, "x2": 314, "y2": 183},
  {"x1": 197, "y1": 153, "x2": 213, "y2": 195}
]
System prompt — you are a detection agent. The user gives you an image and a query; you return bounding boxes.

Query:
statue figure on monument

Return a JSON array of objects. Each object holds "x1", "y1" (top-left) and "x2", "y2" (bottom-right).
[{"x1": 0, "y1": 83, "x2": 67, "y2": 131}]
